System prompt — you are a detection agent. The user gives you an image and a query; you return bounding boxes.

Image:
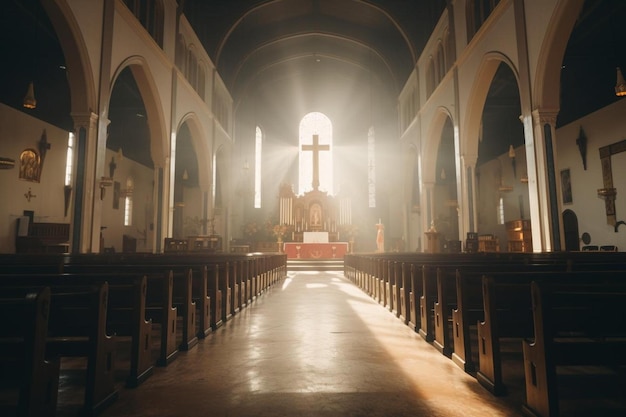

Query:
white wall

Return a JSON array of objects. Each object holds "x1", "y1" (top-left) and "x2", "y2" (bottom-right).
[
  {"x1": 0, "y1": 103, "x2": 71, "y2": 253},
  {"x1": 100, "y1": 148, "x2": 155, "y2": 253},
  {"x1": 556, "y1": 98, "x2": 626, "y2": 250}
]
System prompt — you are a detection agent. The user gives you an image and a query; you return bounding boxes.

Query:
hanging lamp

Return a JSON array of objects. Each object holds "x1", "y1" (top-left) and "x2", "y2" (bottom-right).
[
  {"x1": 23, "y1": 81, "x2": 37, "y2": 109},
  {"x1": 615, "y1": 67, "x2": 626, "y2": 97}
]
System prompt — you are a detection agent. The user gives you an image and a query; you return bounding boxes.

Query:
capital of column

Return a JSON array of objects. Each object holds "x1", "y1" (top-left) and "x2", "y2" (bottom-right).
[
  {"x1": 423, "y1": 181, "x2": 435, "y2": 191},
  {"x1": 531, "y1": 108, "x2": 558, "y2": 128},
  {"x1": 461, "y1": 153, "x2": 478, "y2": 169},
  {"x1": 70, "y1": 112, "x2": 100, "y2": 132}
]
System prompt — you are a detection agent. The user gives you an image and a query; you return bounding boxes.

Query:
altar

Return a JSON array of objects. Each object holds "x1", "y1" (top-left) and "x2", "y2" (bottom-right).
[
  {"x1": 275, "y1": 134, "x2": 354, "y2": 260},
  {"x1": 283, "y1": 242, "x2": 349, "y2": 259}
]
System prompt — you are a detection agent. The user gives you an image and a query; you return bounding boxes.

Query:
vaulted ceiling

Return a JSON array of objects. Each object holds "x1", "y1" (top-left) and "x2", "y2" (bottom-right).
[
  {"x1": 2, "y1": 0, "x2": 625, "y2": 145},
  {"x1": 183, "y1": 0, "x2": 446, "y2": 101}
]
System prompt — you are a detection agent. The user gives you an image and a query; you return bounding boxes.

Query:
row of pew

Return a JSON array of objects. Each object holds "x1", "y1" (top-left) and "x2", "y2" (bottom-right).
[
  {"x1": 0, "y1": 252, "x2": 287, "y2": 417},
  {"x1": 344, "y1": 251, "x2": 626, "y2": 417}
]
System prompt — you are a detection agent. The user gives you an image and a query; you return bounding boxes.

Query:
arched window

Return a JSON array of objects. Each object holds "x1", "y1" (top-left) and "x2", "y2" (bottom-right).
[
  {"x1": 64, "y1": 132, "x2": 74, "y2": 186},
  {"x1": 426, "y1": 58, "x2": 436, "y2": 97},
  {"x1": 444, "y1": 30, "x2": 455, "y2": 72},
  {"x1": 437, "y1": 42, "x2": 446, "y2": 82},
  {"x1": 497, "y1": 196, "x2": 504, "y2": 225},
  {"x1": 123, "y1": 0, "x2": 164, "y2": 48},
  {"x1": 299, "y1": 112, "x2": 333, "y2": 195},
  {"x1": 197, "y1": 63, "x2": 206, "y2": 101},
  {"x1": 124, "y1": 177, "x2": 134, "y2": 226},
  {"x1": 368, "y1": 126, "x2": 376, "y2": 208},
  {"x1": 187, "y1": 47, "x2": 198, "y2": 90},
  {"x1": 467, "y1": 0, "x2": 501, "y2": 39},
  {"x1": 175, "y1": 34, "x2": 187, "y2": 72},
  {"x1": 254, "y1": 126, "x2": 262, "y2": 208}
]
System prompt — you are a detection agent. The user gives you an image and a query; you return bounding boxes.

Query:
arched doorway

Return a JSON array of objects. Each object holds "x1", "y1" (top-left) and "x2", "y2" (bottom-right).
[{"x1": 562, "y1": 209, "x2": 579, "y2": 251}]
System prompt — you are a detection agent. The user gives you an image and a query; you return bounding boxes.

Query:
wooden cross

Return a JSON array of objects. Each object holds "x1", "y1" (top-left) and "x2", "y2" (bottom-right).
[{"x1": 302, "y1": 134, "x2": 329, "y2": 191}]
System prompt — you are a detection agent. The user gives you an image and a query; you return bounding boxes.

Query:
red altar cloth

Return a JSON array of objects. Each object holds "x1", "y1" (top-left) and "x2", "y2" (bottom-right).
[{"x1": 283, "y1": 242, "x2": 349, "y2": 259}]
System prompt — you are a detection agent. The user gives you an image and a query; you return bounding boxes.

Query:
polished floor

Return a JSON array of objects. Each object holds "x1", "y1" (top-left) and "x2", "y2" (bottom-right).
[{"x1": 78, "y1": 270, "x2": 525, "y2": 417}]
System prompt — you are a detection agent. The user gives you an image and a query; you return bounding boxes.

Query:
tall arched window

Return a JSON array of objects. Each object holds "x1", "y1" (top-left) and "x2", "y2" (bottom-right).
[
  {"x1": 64, "y1": 132, "x2": 74, "y2": 186},
  {"x1": 123, "y1": 0, "x2": 164, "y2": 48},
  {"x1": 299, "y1": 112, "x2": 333, "y2": 195},
  {"x1": 426, "y1": 58, "x2": 436, "y2": 97},
  {"x1": 437, "y1": 42, "x2": 446, "y2": 82},
  {"x1": 254, "y1": 126, "x2": 262, "y2": 208},
  {"x1": 124, "y1": 177, "x2": 134, "y2": 226},
  {"x1": 368, "y1": 126, "x2": 376, "y2": 208}
]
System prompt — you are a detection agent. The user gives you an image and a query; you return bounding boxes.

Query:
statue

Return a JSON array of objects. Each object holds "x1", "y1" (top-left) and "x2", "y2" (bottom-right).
[{"x1": 376, "y1": 219, "x2": 384, "y2": 252}]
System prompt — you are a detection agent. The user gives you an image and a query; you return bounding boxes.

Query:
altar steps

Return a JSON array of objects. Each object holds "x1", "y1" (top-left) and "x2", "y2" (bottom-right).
[{"x1": 287, "y1": 259, "x2": 344, "y2": 272}]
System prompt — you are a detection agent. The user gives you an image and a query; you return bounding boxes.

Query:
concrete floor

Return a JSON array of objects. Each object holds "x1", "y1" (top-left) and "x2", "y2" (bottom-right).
[{"x1": 89, "y1": 270, "x2": 525, "y2": 417}]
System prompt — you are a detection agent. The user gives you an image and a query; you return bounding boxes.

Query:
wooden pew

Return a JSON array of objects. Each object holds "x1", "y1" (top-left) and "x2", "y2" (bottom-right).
[
  {"x1": 46, "y1": 283, "x2": 118, "y2": 416},
  {"x1": 0, "y1": 272, "x2": 156, "y2": 388},
  {"x1": 435, "y1": 263, "x2": 567, "y2": 365},
  {"x1": 0, "y1": 287, "x2": 59, "y2": 417},
  {"x1": 474, "y1": 270, "x2": 626, "y2": 395},
  {"x1": 522, "y1": 281, "x2": 626, "y2": 417},
  {"x1": 15, "y1": 222, "x2": 70, "y2": 254},
  {"x1": 0, "y1": 280, "x2": 120, "y2": 414},
  {"x1": 61, "y1": 259, "x2": 196, "y2": 357}
]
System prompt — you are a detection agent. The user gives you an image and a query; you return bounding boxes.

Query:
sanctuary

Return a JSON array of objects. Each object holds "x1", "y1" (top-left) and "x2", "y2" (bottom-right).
[{"x1": 277, "y1": 135, "x2": 353, "y2": 259}]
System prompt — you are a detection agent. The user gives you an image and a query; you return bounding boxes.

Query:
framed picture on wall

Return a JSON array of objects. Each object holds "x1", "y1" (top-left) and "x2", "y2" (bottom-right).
[{"x1": 560, "y1": 169, "x2": 572, "y2": 204}]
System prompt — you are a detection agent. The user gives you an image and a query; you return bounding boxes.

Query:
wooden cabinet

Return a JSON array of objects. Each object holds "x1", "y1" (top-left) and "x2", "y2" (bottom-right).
[
  {"x1": 478, "y1": 235, "x2": 499, "y2": 252},
  {"x1": 188, "y1": 235, "x2": 222, "y2": 252},
  {"x1": 506, "y1": 220, "x2": 532, "y2": 252}
]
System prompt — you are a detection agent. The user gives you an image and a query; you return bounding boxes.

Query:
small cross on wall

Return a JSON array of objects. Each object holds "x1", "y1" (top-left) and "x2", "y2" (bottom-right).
[{"x1": 24, "y1": 188, "x2": 36, "y2": 202}]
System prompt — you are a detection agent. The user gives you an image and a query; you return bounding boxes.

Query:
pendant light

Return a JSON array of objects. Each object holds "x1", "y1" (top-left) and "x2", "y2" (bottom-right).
[
  {"x1": 23, "y1": 81, "x2": 37, "y2": 109},
  {"x1": 615, "y1": 67, "x2": 626, "y2": 97}
]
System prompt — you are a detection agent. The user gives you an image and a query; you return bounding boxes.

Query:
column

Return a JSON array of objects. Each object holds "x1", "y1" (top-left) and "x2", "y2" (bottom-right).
[
  {"x1": 529, "y1": 110, "x2": 560, "y2": 252},
  {"x1": 71, "y1": 112, "x2": 100, "y2": 253},
  {"x1": 460, "y1": 153, "x2": 477, "y2": 242}
]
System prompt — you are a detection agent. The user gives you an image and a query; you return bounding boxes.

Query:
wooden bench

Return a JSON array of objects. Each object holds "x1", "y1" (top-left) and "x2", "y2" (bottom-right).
[
  {"x1": 60, "y1": 261, "x2": 189, "y2": 365},
  {"x1": 15, "y1": 222, "x2": 70, "y2": 254},
  {"x1": 433, "y1": 263, "x2": 568, "y2": 365},
  {"x1": 46, "y1": 283, "x2": 118, "y2": 416},
  {"x1": 0, "y1": 272, "x2": 157, "y2": 389},
  {"x1": 0, "y1": 287, "x2": 59, "y2": 417},
  {"x1": 473, "y1": 270, "x2": 626, "y2": 395},
  {"x1": 0, "y1": 280, "x2": 121, "y2": 414},
  {"x1": 522, "y1": 281, "x2": 626, "y2": 417}
]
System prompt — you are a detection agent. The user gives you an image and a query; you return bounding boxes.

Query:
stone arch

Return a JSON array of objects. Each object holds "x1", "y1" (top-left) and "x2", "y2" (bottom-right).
[
  {"x1": 41, "y1": 0, "x2": 97, "y2": 117},
  {"x1": 534, "y1": 1, "x2": 584, "y2": 112},
  {"x1": 176, "y1": 113, "x2": 210, "y2": 190},
  {"x1": 462, "y1": 52, "x2": 520, "y2": 163},
  {"x1": 423, "y1": 106, "x2": 455, "y2": 184},
  {"x1": 172, "y1": 114, "x2": 208, "y2": 238},
  {"x1": 110, "y1": 56, "x2": 168, "y2": 166}
]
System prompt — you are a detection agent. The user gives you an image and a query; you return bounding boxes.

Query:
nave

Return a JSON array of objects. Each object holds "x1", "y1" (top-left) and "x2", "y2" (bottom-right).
[{"x1": 86, "y1": 271, "x2": 522, "y2": 417}]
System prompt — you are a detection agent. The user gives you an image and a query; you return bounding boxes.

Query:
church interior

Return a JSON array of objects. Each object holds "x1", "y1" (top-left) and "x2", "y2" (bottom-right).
[
  {"x1": 1, "y1": 0, "x2": 626, "y2": 416},
  {"x1": 1, "y1": 0, "x2": 626, "y2": 255}
]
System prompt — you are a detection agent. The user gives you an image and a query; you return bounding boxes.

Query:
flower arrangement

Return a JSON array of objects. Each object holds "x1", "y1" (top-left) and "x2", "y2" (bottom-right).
[
  {"x1": 243, "y1": 221, "x2": 258, "y2": 237},
  {"x1": 272, "y1": 224, "x2": 288, "y2": 241},
  {"x1": 340, "y1": 224, "x2": 359, "y2": 239},
  {"x1": 184, "y1": 216, "x2": 210, "y2": 236}
]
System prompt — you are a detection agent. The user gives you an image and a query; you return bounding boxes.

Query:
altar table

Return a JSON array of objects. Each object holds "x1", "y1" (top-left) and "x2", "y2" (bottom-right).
[{"x1": 283, "y1": 242, "x2": 349, "y2": 259}]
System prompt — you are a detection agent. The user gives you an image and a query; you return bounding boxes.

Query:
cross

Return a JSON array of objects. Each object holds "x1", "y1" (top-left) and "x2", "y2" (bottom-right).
[{"x1": 302, "y1": 134, "x2": 330, "y2": 191}]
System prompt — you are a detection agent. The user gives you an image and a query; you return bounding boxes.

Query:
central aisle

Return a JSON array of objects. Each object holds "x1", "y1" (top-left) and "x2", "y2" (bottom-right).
[{"x1": 99, "y1": 271, "x2": 524, "y2": 417}]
